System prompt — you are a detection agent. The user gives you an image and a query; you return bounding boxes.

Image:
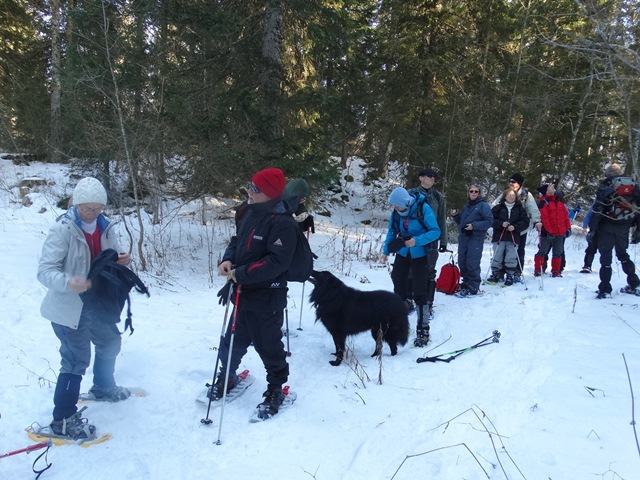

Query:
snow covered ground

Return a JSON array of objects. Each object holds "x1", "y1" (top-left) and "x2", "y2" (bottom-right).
[{"x1": 1, "y1": 156, "x2": 639, "y2": 480}]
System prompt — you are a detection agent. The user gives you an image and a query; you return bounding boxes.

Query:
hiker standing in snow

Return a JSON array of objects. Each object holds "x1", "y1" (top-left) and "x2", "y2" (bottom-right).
[
  {"x1": 381, "y1": 187, "x2": 440, "y2": 346},
  {"x1": 410, "y1": 167, "x2": 448, "y2": 321},
  {"x1": 491, "y1": 173, "x2": 541, "y2": 282},
  {"x1": 214, "y1": 167, "x2": 298, "y2": 419},
  {"x1": 453, "y1": 184, "x2": 492, "y2": 297},
  {"x1": 589, "y1": 163, "x2": 640, "y2": 298},
  {"x1": 580, "y1": 206, "x2": 598, "y2": 273},
  {"x1": 533, "y1": 183, "x2": 571, "y2": 278},
  {"x1": 37, "y1": 177, "x2": 131, "y2": 441},
  {"x1": 487, "y1": 188, "x2": 529, "y2": 286}
]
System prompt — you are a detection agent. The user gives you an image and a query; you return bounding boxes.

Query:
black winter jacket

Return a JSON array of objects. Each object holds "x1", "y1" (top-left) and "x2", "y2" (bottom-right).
[
  {"x1": 223, "y1": 198, "x2": 298, "y2": 311},
  {"x1": 490, "y1": 201, "x2": 529, "y2": 244}
]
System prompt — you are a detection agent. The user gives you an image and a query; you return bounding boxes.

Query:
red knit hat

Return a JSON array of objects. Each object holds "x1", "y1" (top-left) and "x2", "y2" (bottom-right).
[{"x1": 251, "y1": 168, "x2": 286, "y2": 199}]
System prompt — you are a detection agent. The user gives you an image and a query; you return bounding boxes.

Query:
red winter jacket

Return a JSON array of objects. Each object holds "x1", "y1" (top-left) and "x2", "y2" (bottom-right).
[{"x1": 538, "y1": 195, "x2": 571, "y2": 236}]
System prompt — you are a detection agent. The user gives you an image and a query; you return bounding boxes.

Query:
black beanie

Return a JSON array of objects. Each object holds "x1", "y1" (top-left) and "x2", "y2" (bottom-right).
[
  {"x1": 536, "y1": 184, "x2": 549, "y2": 196},
  {"x1": 509, "y1": 173, "x2": 524, "y2": 185}
]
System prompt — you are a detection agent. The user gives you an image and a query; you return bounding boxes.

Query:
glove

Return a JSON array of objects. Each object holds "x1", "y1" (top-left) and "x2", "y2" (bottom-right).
[
  {"x1": 387, "y1": 237, "x2": 406, "y2": 254},
  {"x1": 227, "y1": 269, "x2": 237, "y2": 283},
  {"x1": 301, "y1": 214, "x2": 315, "y2": 234},
  {"x1": 565, "y1": 228, "x2": 572, "y2": 238},
  {"x1": 438, "y1": 245, "x2": 448, "y2": 253},
  {"x1": 217, "y1": 282, "x2": 231, "y2": 305},
  {"x1": 631, "y1": 228, "x2": 640, "y2": 244},
  {"x1": 586, "y1": 230, "x2": 595, "y2": 244}
]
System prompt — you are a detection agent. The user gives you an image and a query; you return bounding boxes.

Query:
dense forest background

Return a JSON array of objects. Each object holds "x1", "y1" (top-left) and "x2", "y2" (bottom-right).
[{"x1": 1, "y1": 0, "x2": 639, "y2": 211}]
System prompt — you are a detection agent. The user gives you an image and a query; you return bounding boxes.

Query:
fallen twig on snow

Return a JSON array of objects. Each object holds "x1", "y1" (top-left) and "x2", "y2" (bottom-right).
[
  {"x1": 622, "y1": 353, "x2": 640, "y2": 461},
  {"x1": 390, "y1": 405, "x2": 527, "y2": 479}
]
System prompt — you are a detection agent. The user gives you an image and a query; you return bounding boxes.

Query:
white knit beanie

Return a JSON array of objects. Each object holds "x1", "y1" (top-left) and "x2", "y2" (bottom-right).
[{"x1": 73, "y1": 177, "x2": 107, "y2": 205}]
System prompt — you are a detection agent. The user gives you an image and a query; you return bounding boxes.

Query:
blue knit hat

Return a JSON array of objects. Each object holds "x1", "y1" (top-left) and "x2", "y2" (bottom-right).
[{"x1": 388, "y1": 187, "x2": 415, "y2": 209}]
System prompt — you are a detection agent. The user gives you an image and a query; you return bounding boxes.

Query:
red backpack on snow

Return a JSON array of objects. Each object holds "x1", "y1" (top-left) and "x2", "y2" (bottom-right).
[{"x1": 436, "y1": 254, "x2": 460, "y2": 295}]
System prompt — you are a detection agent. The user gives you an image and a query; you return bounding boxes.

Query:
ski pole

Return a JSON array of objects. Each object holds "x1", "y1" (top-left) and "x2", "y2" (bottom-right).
[
  {"x1": 297, "y1": 227, "x2": 311, "y2": 331},
  {"x1": 285, "y1": 308, "x2": 291, "y2": 357},
  {"x1": 1, "y1": 440, "x2": 53, "y2": 479},
  {"x1": 510, "y1": 231, "x2": 528, "y2": 290},
  {"x1": 1, "y1": 441, "x2": 49, "y2": 459},
  {"x1": 537, "y1": 232, "x2": 544, "y2": 291},
  {"x1": 416, "y1": 330, "x2": 501, "y2": 363},
  {"x1": 201, "y1": 283, "x2": 234, "y2": 425},
  {"x1": 484, "y1": 229, "x2": 505, "y2": 281},
  {"x1": 216, "y1": 284, "x2": 242, "y2": 445}
]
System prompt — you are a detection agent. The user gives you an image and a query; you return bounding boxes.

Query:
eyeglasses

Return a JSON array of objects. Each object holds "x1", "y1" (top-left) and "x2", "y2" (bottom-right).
[
  {"x1": 468, "y1": 189, "x2": 480, "y2": 193},
  {"x1": 247, "y1": 183, "x2": 261, "y2": 194},
  {"x1": 78, "y1": 206, "x2": 104, "y2": 214},
  {"x1": 425, "y1": 174, "x2": 435, "y2": 179}
]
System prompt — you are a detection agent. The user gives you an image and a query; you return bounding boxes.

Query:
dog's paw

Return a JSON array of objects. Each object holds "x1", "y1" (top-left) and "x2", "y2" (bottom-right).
[{"x1": 329, "y1": 359, "x2": 342, "y2": 366}]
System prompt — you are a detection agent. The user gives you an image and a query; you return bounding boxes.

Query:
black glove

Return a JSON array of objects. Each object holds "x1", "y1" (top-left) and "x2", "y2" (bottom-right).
[
  {"x1": 565, "y1": 228, "x2": 571, "y2": 238},
  {"x1": 438, "y1": 245, "x2": 448, "y2": 253},
  {"x1": 586, "y1": 230, "x2": 596, "y2": 244},
  {"x1": 301, "y1": 215, "x2": 315, "y2": 234},
  {"x1": 631, "y1": 228, "x2": 640, "y2": 244},
  {"x1": 387, "y1": 237, "x2": 406, "y2": 254},
  {"x1": 217, "y1": 282, "x2": 232, "y2": 306}
]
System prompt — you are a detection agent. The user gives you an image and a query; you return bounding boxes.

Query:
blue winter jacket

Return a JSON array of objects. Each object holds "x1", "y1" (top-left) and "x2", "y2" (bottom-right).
[
  {"x1": 383, "y1": 195, "x2": 441, "y2": 258},
  {"x1": 455, "y1": 198, "x2": 492, "y2": 235}
]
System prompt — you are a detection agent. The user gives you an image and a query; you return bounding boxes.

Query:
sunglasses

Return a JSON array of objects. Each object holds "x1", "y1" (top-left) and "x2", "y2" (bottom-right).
[
  {"x1": 247, "y1": 182, "x2": 261, "y2": 194},
  {"x1": 509, "y1": 180, "x2": 517, "y2": 184},
  {"x1": 468, "y1": 189, "x2": 480, "y2": 193}
]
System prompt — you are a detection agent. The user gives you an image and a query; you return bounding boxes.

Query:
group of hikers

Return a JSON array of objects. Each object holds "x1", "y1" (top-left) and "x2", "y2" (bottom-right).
[
  {"x1": 35, "y1": 162, "x2": 640, "y2": 441},
  {"x1": 381, "y1": 163, "x2": 640, "y2": 346}
]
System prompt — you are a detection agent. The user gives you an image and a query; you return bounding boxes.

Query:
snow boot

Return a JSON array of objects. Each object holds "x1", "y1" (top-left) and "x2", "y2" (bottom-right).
[
  {"x1": 88, "y1": 385, "x2": 131, "y2": 402},
  {"x1": 413, "y1": 305, "x2": 431, "y2": 347},
  {"x1": 207, "y1": 371, "x2": 240, "y2": 400},
  {"x1": 52, "y1": 373, "x2": 82, "y2": 421},
  {"x1": 486, "y1": 272, "x2": 502, "y2": 283},
  {"x1": 580, "y1": 266, "x2": 592, "y2": 273},
  {"x1": 50, "y1": 408, "x2": 96, "y2": 441},
  {"x1": 256, "y1": 386, "x2": 285, "y2": 419},
  {"x1": 504, "y1": 273, "x2": 514, "y2": 286}
]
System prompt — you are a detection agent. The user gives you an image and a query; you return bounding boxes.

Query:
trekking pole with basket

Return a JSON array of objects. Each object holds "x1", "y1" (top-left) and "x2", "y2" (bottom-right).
[
  {"x1": 510, "y1": 231, "x2": 528, "y2": 291},
  {"x1": 483, "y1": 229, "x2": 505, "y2": 283},
  {"x1": 416, "y1": 331, "x2": 501, "y2": 363},
  {"x1": 216, "y1": 285, "x2": 242, "y2": 445},
  {"x1": 284, "y1": 308, "x2": 291, "y2": 356},
  {"x1": 297, "y1": 227, "x2": 311, "y2": 331},
  {"x1": 201, "y1": 283, "x2": 235, "y2": 425}
]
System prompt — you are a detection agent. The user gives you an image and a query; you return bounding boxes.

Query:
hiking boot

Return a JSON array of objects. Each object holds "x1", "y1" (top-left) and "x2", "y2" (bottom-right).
[
  {"x1": 207, "y1": 372, "x2": 240, "y2": 400},
  {"x1": 413, "y1": 326, "x2": 430, "y2": 347},
  {"x1": 486, "y1": 273, "x2": 501, "y2": 283},
  {"x1": 50, "y1": 410, "x2": 96, "y2": 441},
  {"x1": 552, "y1": 272, "x2": 563, "y2": 278},
  {"x1": 513, "y1": 272, "x2": 523, "y2": 283},
  {"x1": 456, "y1": 288, "x2": 478, "y2": 297},
  {"x1": 256, "y1": 386, "x2": 285, "y2": 419},
  {"x1": 620, "y1": 285, "x2": 640, "y2": 296},
  {"x1": 504, "y1": 274, "x2": 514, "y2": 286},
  {"x1": 580, "y1": 266, "x2": 592, "y2": 274},
  {"x1": 596, "y1": 290, "x2": 611, "y2": 299},
  {"x1": 88, "y1": 385, "x2": 131, "y2": 402}
]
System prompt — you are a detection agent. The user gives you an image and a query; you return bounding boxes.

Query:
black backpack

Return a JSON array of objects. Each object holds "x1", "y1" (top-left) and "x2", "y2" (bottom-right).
[
  {"x1": 285, "y1": 220, "x2": 315, "y2": 282},
  {"x1": 80, "y1": 249, "x2": 150, "y2": 335}
]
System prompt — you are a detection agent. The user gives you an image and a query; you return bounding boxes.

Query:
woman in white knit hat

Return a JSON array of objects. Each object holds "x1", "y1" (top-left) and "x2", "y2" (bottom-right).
[{"x1": 37, "y1": 177, "x2": 132, "y2": 441}]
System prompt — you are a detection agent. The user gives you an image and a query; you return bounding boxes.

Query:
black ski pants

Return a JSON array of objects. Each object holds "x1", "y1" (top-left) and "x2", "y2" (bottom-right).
[
  {"x1": 583, "y1": 232, "x2": 599, "y2": 269},
  {"x1": 392, "y1": 253, "x2": 429, "y2": 306},
  {"x1": 218, "y1": 307, "x2": 289, "y2": 389},
  {"x1": 597, "y1": 223, "x2": 639, "y2": 294}
]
